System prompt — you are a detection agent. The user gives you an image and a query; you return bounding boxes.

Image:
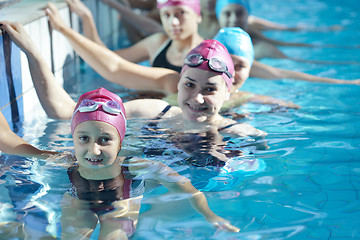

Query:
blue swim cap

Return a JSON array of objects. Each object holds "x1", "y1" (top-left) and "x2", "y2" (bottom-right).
[
  {"x1": 213, "y1": 27, "x2": 254, "y2": 66},
  {"x1": 215, "y1": 0, "x2": 251, "y2": 19}
]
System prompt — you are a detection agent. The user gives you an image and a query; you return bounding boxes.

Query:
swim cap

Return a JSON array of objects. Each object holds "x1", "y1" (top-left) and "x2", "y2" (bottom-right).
[
  {"x1": 157, "y1": 0, "x2": 201, "y2": 16},
  {"x1": 71, "y1": 88, "x2": 127, "y2": 142},
  {"x1": 181, "y1": 39, "x2": 234, "y2": 91},
  {"x1": 213, "y1": 27, "x2": 254, "y2": 66},
  {"x1": 215, "y1": 0, "x2": 251, "y2": 19}
]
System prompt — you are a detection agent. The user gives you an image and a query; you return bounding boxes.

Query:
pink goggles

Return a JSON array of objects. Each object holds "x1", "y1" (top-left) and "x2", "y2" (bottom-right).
[{"x1": 73, "y1": 99, "x2": 127, "y2": 124}]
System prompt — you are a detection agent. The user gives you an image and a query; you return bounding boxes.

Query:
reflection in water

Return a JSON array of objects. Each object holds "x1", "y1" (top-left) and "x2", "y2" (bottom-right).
[{"x1": 134, "y1": 122, "x2": 266, "y2": 192}]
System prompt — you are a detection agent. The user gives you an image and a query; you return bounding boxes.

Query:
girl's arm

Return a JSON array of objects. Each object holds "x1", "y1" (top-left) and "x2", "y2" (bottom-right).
[
  {"x1": 45, "y1": 3, "x2": 179, "y2": 94},
  {"x1": 67, "y1": 0, "x2": 162, "y2": 62},
  {"x1": 250, "y1": 60, "x2": 360, "y2": 85},
  {"x1": 0, "y1": 21, "x2": 76, "y2": 119},
  {"x1": 130, "y1": 158, "x2": 240, "y2": 232},
  {"x1": 248, "y1": 15, "x2": 343, "y2": 32},
  {"x1": 244, "y1": 92, "x2": 300, "y2": 108},
  {"x1": 124, "y1": 98, "x2": 180, "y2": 119},
  {"x1": 224, "y1": 91, "x2": 300, "y2": 110},
  {"x1": 249, "y1": 28, "x2": 313, "y2": 47},
  {"x1": 248, "y1": 15, "x2": 302, "y2": 32},
  {"x1": 102, "y1": 0, "x2": 163, "y2": 37},
  {"x1": 65, "y1": 0, "x2": 105, "y2": 46},
  {"x1": 0, "y1": 112, "x2": 57, "y2": 159}
]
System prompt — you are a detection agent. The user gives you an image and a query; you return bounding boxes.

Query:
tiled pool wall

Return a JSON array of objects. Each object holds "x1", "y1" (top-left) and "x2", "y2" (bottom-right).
[{"x1": 0, "y1": 0, "x2": 122, "y2": 131}]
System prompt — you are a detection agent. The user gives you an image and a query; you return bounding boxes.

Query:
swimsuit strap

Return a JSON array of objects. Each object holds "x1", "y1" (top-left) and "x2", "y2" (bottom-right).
[
  {"x1": 155, "y1": 105, "x2": 172, "y2": 120},
  {"x1": 122, "y1": 157, "x2": 145, "y2": 197},
  {"x1": 218, "y1": 122, "x2": 239, "y2": 132},
  {"x1": 151, "y1": 38, "x2": 171, "y2": 64},
  {"x1": 151, "y1": 39, "x2": 183, "y2": 73},
  {"x1": 143, "y1": 105, "x2": 172, "y2": 131},
  {"x1": 121, "y1": 165, "x2": 132, "y2": 199}
]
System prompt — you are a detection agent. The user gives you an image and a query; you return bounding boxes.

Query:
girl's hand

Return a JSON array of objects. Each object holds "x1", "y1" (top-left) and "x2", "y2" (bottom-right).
[
  {"x1": 349, "y1": 79, "x2": 360, "y2": 85},
  {"x1": 0, "y1": 21, "x2": 36, "y2": 53},
  {"x1": 65, "y1": 0, "x2": 91, "y2": 18},
  {"x1": 45, "y1": 2, "x2": 67, "y2": 32},
  {"x1": 208, "y1": 215, "x2": 240, "y2": 232}
]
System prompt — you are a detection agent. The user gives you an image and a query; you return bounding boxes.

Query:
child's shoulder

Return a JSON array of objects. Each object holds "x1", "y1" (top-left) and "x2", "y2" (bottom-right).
[
  {"x1": 125, "y1": 157, "x2": 162, "y2": 176},
  {"x1": 124, "y1": 99, "x2": 172, "y2": 119}
]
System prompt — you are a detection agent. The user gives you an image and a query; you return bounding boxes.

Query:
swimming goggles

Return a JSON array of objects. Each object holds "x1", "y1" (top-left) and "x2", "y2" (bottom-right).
[
  {"x1": 184, "y1": 53, "x2": 233, "y2": 79},
  {"x1": 74, "y1": 99, "x2": 126, "y2": 122}
]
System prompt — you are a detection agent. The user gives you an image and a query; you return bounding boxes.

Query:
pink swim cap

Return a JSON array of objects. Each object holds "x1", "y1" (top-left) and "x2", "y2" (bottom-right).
[
  {"x1": 157, "y1": 0, "x2": 201, "y2": 16},
  {"x1": 71, "y1": 88, "x2": 127, "y2": 142},
  {"x1": 181, "y1": 39, "x2": 234, "y2": 91}
]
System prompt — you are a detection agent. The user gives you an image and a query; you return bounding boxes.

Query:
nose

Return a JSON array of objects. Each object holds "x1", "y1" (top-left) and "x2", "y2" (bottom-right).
[
  {"x1": 89, "y1": 142, "x2": 101, "y2": 155},
  {"x1": 170, "y1": 15, "x2": 180, "y2": 25},
  {"x1": 229, "y1": 12, "x2": 237, "y2": 23},
  {"x1": 194, "y1": 92, "x2": 205, "y2": 104}
]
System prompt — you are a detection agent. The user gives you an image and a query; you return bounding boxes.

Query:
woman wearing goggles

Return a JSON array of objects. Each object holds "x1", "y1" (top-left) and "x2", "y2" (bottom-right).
[
  {"x1": 41, "y1": 4, "x2": 302, "y2": 111},
  {"x1": 121, "y1": 39, "x2": 266, "y2": 139},
  {"x1": 2, "y1": 18, "x2": 266, "y2": 139}
]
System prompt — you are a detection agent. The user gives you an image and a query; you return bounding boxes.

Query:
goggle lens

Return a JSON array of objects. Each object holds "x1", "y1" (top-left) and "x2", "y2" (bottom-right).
[
  {"x1": 209, "y1": 58, "x2": 225, "y2": 71},
  {"x1": 79, "y1": 99, "x2": 96, "y2": 109},
  {"x1": 185, "y1": 54, "x2": 203, "y2": 67},
  {"x1": 76, "y1": 99, "x2": 122, "y2": 115},
  {"x1": 105, "y1": 101, "x2": 121, "y2": 113}
]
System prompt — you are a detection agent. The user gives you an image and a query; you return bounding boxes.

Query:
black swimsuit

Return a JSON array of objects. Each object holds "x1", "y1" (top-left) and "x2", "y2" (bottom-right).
[
  {"x1": 67, "y1": 159, "x2": 145, "y2": 214},
  {"x1": 142, "y1": 105, "x2": 243, "y2": 167},
  {"x1": 152, "y1": 40, "x2": 183, "y2": 73}
]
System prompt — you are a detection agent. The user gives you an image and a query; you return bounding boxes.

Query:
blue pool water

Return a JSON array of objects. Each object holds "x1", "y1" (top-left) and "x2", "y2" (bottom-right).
[{"x1": 1, "y1": 0, "x2": 360, "y2": 239}]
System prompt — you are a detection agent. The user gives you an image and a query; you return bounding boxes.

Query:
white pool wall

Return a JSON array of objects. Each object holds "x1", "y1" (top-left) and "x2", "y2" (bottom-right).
[{"x1": 0, "y1": 0, "x2": 122, "y2": 126}]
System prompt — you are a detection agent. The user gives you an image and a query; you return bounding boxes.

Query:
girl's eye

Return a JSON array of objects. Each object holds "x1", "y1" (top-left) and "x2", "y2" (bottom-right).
[
  {"x1": 79, "y1": 136, "x2": 89, "y2": 142},
  {"x1": 236, "y1": 9, "x2": 246, "y2": 16},
  {"x1": 205, "y1": 87, "x2": 216, "y2": 93},
  {"x1": 235, "y1": 64, "x2": 244, "y2": 71},
  {"x1": 99, "y1": 137, "x2": 111, "y2": 144},
  {"x1": 161, "y1": 12, "x2": 170, "y2": 18},
  {"x1": 224, "y1": 11, "x2": 231, "y2": 18},
  {"x1": 185, "y1": 82, "x2": 195, "y2": 88}
]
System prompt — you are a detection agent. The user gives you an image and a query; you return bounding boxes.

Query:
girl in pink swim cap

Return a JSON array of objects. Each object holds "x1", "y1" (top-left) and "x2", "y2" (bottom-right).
[
  {"x1": 47, "y1": 0, "x2": 203, "y2": 74},
  {"x1": 69, "y1": 87, "x2": 241, "y2": 238},
  {"x1": 42, "y1": 2, "x2": 301, "y2": 111},
  {"x1": 71, "y1": 87, "x2": 127, "y2": 142},
  {"x1": 180, "y1": 39, "x2": 235, "y2": 91},
  {"x1": 120, "y1": 39, "x2": 265, "y2": 137},
  {"x1": 1, "y1": 86, "x2": 241, "y2": 238},
  {"x1": 157, "y1": 0, "x2": 201, "y2": 16}
]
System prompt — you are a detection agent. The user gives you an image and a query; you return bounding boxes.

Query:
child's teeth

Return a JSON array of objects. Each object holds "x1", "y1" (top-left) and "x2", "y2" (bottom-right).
[{"x1": 87, "y1": 158, "x2": 102, "y2": 162}]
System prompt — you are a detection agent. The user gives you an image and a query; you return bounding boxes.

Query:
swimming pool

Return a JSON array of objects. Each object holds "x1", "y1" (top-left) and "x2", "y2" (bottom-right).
[{"x1": 1, "y1": 0, "x2": 360, "y2": 239}]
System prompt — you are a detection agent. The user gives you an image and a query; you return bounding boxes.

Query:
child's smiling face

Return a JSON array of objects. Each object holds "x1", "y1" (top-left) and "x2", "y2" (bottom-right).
[
  {"x1": 177, "y1": 68, "x2": 230, "y2": 123},
  {"x1": 73, "y1": 121, "x2": 121, "y2": 170}
]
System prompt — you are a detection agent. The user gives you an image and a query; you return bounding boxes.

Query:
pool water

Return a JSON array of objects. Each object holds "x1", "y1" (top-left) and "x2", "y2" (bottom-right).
[{"x1": 1, "y1": 0, "x2": 360, "y2": 239}]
